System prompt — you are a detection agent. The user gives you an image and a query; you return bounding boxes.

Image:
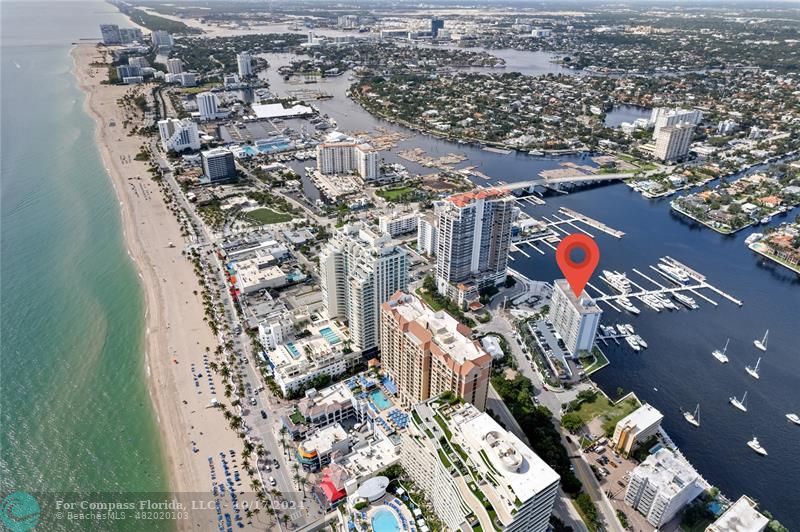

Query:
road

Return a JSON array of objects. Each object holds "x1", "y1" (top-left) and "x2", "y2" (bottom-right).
[{"x1": 153, "y1": 142, "x2": 323, "y2": 529}]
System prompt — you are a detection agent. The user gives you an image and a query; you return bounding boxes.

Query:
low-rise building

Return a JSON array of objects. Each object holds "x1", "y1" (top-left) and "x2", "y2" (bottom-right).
[
  {"x1": 612, "y1": 403, "x2": 664, "y2": 455},
  {"x1": 379, "y1": 212, "x2": 418, "y2": 237},
  {"x1": 624, "y1": 448, "x2": 703, "y2": 528},
  {"x1": 296, "y1": 423, "x2": 351, "y2": 472},
  {"x1": 404, "y1": 400, "x2": 560, "y2": 532},
  {"x1": 234, "y1": 259, "x2": 287, "y2": 294},
  {"x1": 706, "y1": 495, "x2": 769, "y2": 532}
]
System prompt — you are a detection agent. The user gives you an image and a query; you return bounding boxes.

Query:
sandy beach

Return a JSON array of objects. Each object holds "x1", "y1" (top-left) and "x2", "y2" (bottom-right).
[{"x1": 72, "y1": 44, "x2": 261, "y2": 530}]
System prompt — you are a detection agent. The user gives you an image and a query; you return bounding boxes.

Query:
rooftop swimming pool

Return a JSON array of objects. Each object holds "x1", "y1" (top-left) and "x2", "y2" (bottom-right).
[
  {"x1": 371, "y1": 508, "x2": 401, "y2": 532},
  {"x1": 319, "y1": 326, "x2": 341, "y2": 345},
  {"x1": 286, "y1": 342, "x2": 301, "y2": 359},
  {"x1": 370, "y1": 389, "x2": 392, "y2": 410}
]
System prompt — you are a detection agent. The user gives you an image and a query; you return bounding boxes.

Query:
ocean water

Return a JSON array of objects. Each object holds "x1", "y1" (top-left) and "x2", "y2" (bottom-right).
[{"x1": 1, "y1": 1, "x2": 168, "y2": 527}]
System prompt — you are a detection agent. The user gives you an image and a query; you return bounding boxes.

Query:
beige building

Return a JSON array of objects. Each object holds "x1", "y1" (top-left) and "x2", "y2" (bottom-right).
[
  {"x1": 379, "y1": 291, "x2": 492, "y2": 410},
  {"x1": 706, "y1": 496, "x2": 769, "y2": 532},
  {"x1": 612, "y1": 403, "x2": 664, "y2": 454}
]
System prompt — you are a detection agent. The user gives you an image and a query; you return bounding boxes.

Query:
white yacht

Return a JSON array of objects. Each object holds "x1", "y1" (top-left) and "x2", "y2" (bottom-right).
[
  {"x1": 625, "y1": 335, "x2": 641, "y2": 352},
  {"x1": 618, "y1": 296, "x2": 641, "y2": 315},
  {"x1": 712, "y1": 339, "x2": 730, "y2": 363},
  {"x1": 623, "y1": 324, "x2": 635, "y2": 335},
  {"x1": 754, "y1": 330, "x2": 768, "y2": 352},
  {"x1": 747, "y1": 437, "x2": 767, "y2": 456},
  {"x1": 602, "y1": 270, "x2": 631, "y2": 294},
  {"x1": 683, "y1": 404, "x2": 700, "y2": 427},
  {"x1": 745, "y1": 357, "x2": 761, "y2": 380},
  {"x1": 730, "y1": 391, "x2": 748, "y2": 412},
  {"x1": 634, "y1": 335, "x2": 648, "y2": 349},
  {"x1": 673, "y1": 292, "x2": 699, "y2": 310},
  {"x1": 639, "y1": 294, "x2": 662, "y2": 312},
  {"x1": 656, "y1": 262, "x2": 691, "y2": 284},
  {"x1": 786, "y1": 413, "x2": 800, "y2": 426},
  {"x1": 616, "y1": 324, "x2": 628, "y2": 335}
]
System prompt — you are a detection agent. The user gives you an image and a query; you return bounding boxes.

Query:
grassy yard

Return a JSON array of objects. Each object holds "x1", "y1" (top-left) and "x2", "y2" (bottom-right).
[
  {"x1": 244, "y1": 208, "x2": 293, "y2": 225},
  {"x1": 415, "y1": 287, "x2": 445, "y2": 311},
  {"x1": 572, "y1": 394, "x2": 640, "y2": 435},
  {"x1": 376, "y1": 185, "x2": 416, "y2": 201},
  {"x1": 582, "y1": 348, "x2": 609, "y2": 375}
]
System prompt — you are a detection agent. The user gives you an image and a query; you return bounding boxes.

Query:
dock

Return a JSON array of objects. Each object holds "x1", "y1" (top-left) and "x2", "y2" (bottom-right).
[{"x1": 559, "y1": 207, "x2": 625, "y2": 238}]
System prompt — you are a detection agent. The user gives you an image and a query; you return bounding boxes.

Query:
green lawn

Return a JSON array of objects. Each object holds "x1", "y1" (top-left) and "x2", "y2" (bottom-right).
[
  {"x1": 415, "y1": 287, "x2": 445, "y2": 311},
  {"x1": 582, "y1": 349, "x2": 609, "y2": 375},
  {"x1": 572, "y1": 395, "x2": 640, "y2": 431},
  {"x1": 376, "y1": 185, "x2": 416, "y2": 201},
  {"x1": 245, "y1": 208, "x2": 293, "y2": 225}
]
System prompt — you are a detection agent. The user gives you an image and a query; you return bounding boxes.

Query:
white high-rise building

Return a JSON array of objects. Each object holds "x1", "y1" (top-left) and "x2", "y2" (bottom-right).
[
  {"x1": 319, "y1": 222, "x2": 408, "y2": 353},
  {"x1": 625, "y1": 448, "x2": 704, "y2": 528},
  {"x1": 166, "y1": 58, "x2": 183, "y2": 75},
  {"x1": 157, "y1": 118, "x2": 200, "y2": 153},
  {"x1": 356, "y1": 144, "x2": 379, "y2": 180},
  {"x1": 236, "y1": 52, "x2": 253, "y2": 78},
  {"x1": 650, "y1": 107, "x2": 703, "y2": 138},
  {"x1": 435, "y1": 189, "x2": 516, "y2": 306},
  {"x1": 151, "y1": 30, "x2": 173, "y2": 48},
  {"x1": 201, "y1": 148, "x2": 237, "y2": 182},
  {"x1": 548, "y1": 279, "x2": 602, "y2": 357},
  {"x1": 654, "y1": 123, "x2": 695, "y2": 162},
  {"x1": 417, "y1": 212, "x2": 438, "y2": 256},
  {"x1": 316, "y1": 142, "x2": 357, "y2": 174},
  {"x1": 196, "y1": 92, "x2": 218, "y2": 121},
  {"x1": 128, "y1": 56, "x2": 148, "y2": 69},
  {"x1": 404, "y1": 400, "x2": 560, "y2": 532}
]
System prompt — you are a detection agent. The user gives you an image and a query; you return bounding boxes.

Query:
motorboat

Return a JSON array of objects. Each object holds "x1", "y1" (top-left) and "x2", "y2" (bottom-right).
[
  {"x1": 625, "y1": 336, "x2": 641, "y2": 352},
  {"x1": 656, "y1": 262, "x2": 691, "y2": 284},
  {"x1": 601, "y1": 270, "x2": 631, "y2": 294},
  {"x1": 673, "y1": 292, "x2": 698, "y2": 310},
  {"x1": 786, "y1": 413, "x2": 800, "y2": 426},
  {"x1": 747, "y1": 437, "x2": 767, "y2": 456}
]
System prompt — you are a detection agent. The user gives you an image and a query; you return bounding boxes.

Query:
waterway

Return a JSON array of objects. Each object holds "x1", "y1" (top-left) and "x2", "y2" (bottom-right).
[{"x1": 258, "y1": 50, "x2": 798, "y2": 526}]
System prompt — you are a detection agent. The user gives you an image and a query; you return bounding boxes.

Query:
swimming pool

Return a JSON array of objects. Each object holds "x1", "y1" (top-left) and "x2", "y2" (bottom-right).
[
  {"x1": 370, "y1": 389, "x2": 392, "y2": 410},
  {"x1": 371, "y1": 508, "x2": 401, "y2": 532},
  {"x1": 286, "y1": 342, "x2": 301, "y2": 359},
  {"x1": 319, "y1": 326, "x2": 341, "y2": 345}
]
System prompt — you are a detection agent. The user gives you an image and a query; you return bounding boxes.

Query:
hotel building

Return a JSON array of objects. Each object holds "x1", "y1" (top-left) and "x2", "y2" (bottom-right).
[
  {"x1": 403, "y1": 400, "x2": 560, "y2": 532},
  {"x1": 166, "y1": 58, "x2": 183, "y2": 75},
  {"x1": 196, "y1": 91, "x2": 218, "y2": 121},
  {"x1": 654, "y1": 122, "x2": 695, "y2": 162},
  {"x1": 416, "y1": 212, "x2": 438, "y2": 256},
  {"x1": 378, "y1": 212, "x2": 418, "y2": 237},
  {"x1": 316, "y1": 142, "x2": 380, "y2": 180},
  {"x1": 435, "y1": 189, "x2": 516, "y2": 307},
  {"x1": 548, "y1": 279, "x2": 602, "y2": 357},
  {"x1": 157, "y1": 118, "x2": 200, "y2": 153},
  {"x1": 320, "y1": 223, "x2": 408, "y2": 353},
  {"x1": 201, "y1": 148, "x2": 236, "y2": 182},
  {"x1": 380, "y1": 291, "x2": 492, "y2": 410}
]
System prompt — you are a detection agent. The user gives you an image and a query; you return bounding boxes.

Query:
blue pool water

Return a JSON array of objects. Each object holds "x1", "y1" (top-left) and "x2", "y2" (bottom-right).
[
  {"x1": 319, "y1": 326, "x2": 341, "y2": 345},
  {"x1": 286, "y1": 342, "x2": 301, "y2": 358},
  {"x1": 371, "y1": 509, "x2": 401, "y2": 532},
  {"x1": 370, "y1": 389, "x2": 392, "y2": 410}
]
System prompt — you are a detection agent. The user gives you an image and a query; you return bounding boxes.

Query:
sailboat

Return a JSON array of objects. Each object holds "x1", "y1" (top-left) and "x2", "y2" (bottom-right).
[
  {"x1": 754, "y1": 330, "x2": 768, "y2": 352},
  {"x1": 745, "y1": 358, "x2": 761, "y2": 380},
  {"x1": 729, "y1": 391, "x2": 748, "y2": 412},
  {"x1": 683, "y1": 404, "x2": 700, "y2": 427},
  {"x1": 712, "y1": 339, "x2": 730, "y2": 363}
]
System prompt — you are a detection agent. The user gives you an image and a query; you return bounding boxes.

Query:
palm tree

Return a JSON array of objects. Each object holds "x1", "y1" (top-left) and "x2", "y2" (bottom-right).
[{"x1": 298, "y1": 477, "x2": 307, "y2": 495}]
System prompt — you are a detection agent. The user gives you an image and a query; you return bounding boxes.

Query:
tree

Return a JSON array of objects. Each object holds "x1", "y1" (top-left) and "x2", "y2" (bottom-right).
[{"x1": 561, "y1": 412, "x2": 585, "y2": 433}]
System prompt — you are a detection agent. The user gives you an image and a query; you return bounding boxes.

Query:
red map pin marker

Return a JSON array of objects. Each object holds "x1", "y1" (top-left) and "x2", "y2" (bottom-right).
[{"x1": 556, "y1": 234, "x2": 600, "y2": 298}]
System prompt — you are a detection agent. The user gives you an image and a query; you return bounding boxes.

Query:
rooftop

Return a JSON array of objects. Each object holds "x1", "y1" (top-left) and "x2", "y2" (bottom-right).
[
  {"x1": 554, "y1": 278, "x2": 602, "y2": 314},
  {"x1": 633, "y1": 448, "x2": 699, "y2": 498},
  {"x1": 383, "y1": 292, "x2": 490, "y2": 368},
  {"x1": 707, "y1": 495, "x2": 769, "y2": 532},
  {"x1": 447, "y1": 187, "x2": 509, "y2": 208},
  {"x1": 616, "y1": 403, "x2": 664, "y2": 433}
]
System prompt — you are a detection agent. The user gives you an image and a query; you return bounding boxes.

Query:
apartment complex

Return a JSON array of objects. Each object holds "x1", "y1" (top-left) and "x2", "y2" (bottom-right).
[
  {"x1": 654, "y1": 123, "x2": 695, "y2": 162},
  {"x1": 625, "y1": 448, "x2": 703, "y2": 527},
  {"x1": 403, "y1": 400, "x2": 560, "y2": 532},
  {"x1": 316, "y1": 142, "x2": 380, "y2": 180},
  {"x1": 706, "y1": 496, "x2": 769, "y2": 532},
  {"x1": 435, "y1": 189, "x2": 516, "y2": 306},
  {"x1": 166, "y1": 58, "x2": 183, "y2": 75},
  {"x1": 319, "y1": 223, "x2": 408, "y2": 353},
  {"x1": 548, "y1": 279, "x2": 602, "y2": 357},
  {"x1": 151, "y1": 30, "x2": 173, "y2": 49},
  {"x1": 201, "y1": 148, "x2": 237, "y2": 182},
  {"x1": 236, "y1": 51, "x2": 253, "y2": 78},
  {"x1": 99, "y1": 24, "x2": 143, "y2": 45},
  {"x1": 612, "y1": 404, "x2": 664, "y2": 455},
  {"x1": 380, "y1": 291, "x2": 492, "y2": 410},
  {"x1": 157, "y1": 118, "x2": 200, "y2": 153},
  {"x1": 416, "y1": 212, "x2": 438, "y2": 256},
  {"x1": 378, "y1": 212, "x2": 418, "y2": 237},
  {"x1": 650, "y1": 107, "x2": 703, "y2": 138},
  {"x1": 196, "y1": 92, "x2": 218, "y2": 121}
]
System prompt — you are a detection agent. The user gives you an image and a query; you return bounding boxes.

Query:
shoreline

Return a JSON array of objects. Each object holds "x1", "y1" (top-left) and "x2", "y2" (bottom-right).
[{"x1": 71, "y1": 44, "x2": 247, "y2": 530}]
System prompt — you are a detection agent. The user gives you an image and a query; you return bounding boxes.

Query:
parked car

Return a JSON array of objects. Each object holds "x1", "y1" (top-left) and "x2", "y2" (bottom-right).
[{"x1": 260, "y1": 410, "x2": 267, "y2": 419}]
